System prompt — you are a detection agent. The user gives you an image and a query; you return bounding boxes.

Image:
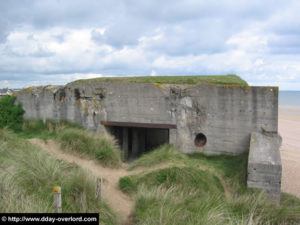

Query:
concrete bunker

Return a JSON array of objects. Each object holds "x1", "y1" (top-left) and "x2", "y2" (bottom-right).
[
  {"x1": 101, "y1": 121, "x2": 176, "y2": 160},
  {"x1": 15, "y1": 76, "x2": 282, "y2": 202}
]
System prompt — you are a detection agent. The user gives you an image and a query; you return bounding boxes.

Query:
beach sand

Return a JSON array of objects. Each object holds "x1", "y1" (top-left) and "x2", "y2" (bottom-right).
[{"x1": 279, "y1": 106, "x2": 300, "y2": 198}]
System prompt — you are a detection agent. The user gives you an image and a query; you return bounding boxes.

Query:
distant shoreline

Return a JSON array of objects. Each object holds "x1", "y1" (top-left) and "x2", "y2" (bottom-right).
[
  {"x1": 279, "y1": 105, "x2": 300, "y2": 115},
  {"x1": 279, "y1": 91, "x2": 300, "y2": 107}
]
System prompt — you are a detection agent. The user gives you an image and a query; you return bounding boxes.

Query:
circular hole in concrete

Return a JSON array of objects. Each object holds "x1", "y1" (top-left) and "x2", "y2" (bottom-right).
[{"x1": 194, "y1": 133, "x2": 207, "y2": 147}]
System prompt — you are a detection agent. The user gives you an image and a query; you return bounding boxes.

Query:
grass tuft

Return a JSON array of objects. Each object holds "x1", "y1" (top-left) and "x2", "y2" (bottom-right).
[
  {"x1": 57, "y1": 128, "x2": 121, "y2": 168},
  {"x1": 128, "y1": 144, "x2": 187, "y2": 170}
]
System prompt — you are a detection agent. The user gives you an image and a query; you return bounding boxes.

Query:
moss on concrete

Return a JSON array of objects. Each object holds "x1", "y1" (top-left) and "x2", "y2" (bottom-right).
[{"x1": 70, "y1": 74, "x2": 248, "y2": 86}]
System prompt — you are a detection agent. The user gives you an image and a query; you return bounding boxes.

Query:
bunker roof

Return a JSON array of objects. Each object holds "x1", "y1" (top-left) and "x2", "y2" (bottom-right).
[{"x1": 69, "y1": 74, "x2": 248, "y2": 86}]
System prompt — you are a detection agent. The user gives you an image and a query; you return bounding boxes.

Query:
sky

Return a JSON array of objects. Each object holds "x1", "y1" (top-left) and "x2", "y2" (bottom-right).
[{"x1": 0, "y1": 0, "x2": 300, "y2": 90}]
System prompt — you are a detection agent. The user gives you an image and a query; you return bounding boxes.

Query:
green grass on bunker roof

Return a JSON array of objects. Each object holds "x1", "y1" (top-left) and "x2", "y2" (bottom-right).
[{"x1": 70, "y1": 74, "x2": 248, "y2": 86}]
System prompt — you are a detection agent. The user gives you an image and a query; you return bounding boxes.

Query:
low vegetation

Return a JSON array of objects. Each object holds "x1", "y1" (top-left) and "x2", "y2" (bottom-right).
[
  {"x1": 57, "y1": 128, "x2": 121, "y2": 168},
  {"x1": 0, "y1": 129, "x2": 118, "y2": 225},
  {"x1": 19, "y1": 119, "x2": 121, "y2": 168},
  {"x1": 128, "y1": 144, "x2": 187, "y2": 170},
  {"x1": 71, "y1": 74, "x2": 248, "y2": 86},
  {"x1": 120, "y1": 146, "x2": 300, "y2": 225},
  {"x1": 0, "y1": 95, "x2": 24, "y2": 131},
  {"x1": 20, "y1": 119, "x2": 78, "y2": 139}
]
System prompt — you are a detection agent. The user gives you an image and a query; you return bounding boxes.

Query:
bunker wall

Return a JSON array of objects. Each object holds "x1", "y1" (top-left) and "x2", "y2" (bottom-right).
[
  {"x1": 16, "y1": 82, "x2": 278, "y2": 155},
  {"x1": 247, "y1": 132, "x2": 282, "y2": 203}
]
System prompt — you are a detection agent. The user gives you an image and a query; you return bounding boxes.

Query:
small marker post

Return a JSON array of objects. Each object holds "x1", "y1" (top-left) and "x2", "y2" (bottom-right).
[
  {"x1": 96, "y1": 176, "x2": 103, "y2": 202},
  {"x1": 53, "y1": 186, "x2": 62, "y2": 213}
]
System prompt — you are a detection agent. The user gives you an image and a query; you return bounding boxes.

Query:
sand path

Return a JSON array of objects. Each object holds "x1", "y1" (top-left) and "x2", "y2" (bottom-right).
[{"x1": 279, "y1": 106, "x2": 300, "y2": 198}]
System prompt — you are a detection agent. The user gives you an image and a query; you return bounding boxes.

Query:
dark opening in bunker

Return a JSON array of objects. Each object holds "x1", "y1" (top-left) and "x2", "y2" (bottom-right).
[
  {"x1": 101, "y1": 121, "x2": 176, "y2": 161},
  {"x1": 194, "y1": 133, "x2": 207, "y2": 147}
]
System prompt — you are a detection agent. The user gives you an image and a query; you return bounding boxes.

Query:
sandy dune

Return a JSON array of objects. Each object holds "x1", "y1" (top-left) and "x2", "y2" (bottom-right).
[{"x1": 279, "y1": 106, "x2": 300, "y2": 197}]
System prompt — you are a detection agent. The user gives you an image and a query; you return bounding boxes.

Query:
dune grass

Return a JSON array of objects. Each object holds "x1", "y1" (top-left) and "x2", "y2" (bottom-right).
[
  {"x1": 71, "y1": 74, "x2": 248, "y2": 86},
  {"x1": 120, "y1": 145, "x2": 300, "y2": 225},
  {"x1": 128, "y1": 144, "x2": 187, "y2": 170},
  {"x1": 18, "y1": 119, "x2": 122, "y2": 168},
  {"x1": 128, "y1": 144, "x2": 248, "y2": 191},
  {"x1": 19, "y1": 119, "x2": 79, "y2": 139},
  {"x1": 57, "y1": 128, "x2": 121, "y2": 168},
  {"x1": 0, "y1": 129, "x2": 119, "y2": 225},
  {"x1": 120, "y1": 166, "x2": 224, "y2": 196}
]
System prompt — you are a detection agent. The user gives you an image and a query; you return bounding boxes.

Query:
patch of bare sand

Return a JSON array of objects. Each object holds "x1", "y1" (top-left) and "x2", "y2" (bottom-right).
[{"x1": 279, "y1": 106, "x2": 300, "y2": 198}]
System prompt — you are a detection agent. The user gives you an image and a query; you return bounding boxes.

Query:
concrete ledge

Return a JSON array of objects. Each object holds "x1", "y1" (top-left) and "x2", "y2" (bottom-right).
[{"x1": 247, "y1": 132, "x2": 282, "y2": 203}]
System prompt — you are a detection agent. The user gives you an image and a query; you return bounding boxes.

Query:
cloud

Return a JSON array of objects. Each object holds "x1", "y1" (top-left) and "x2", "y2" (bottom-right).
[
  {"x1": 141, "y1": 22, "x2": 231, "y2": 56},
  {"x1": 268, "y1": 35, "x2": 300, "y2": 54},
  {"x1": 0, "y1": 0, "x2": 300, "y2": 90}
]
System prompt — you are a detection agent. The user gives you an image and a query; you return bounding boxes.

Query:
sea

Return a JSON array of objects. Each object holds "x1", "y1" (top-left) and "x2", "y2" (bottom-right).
[{"x1": 279, "y1": 91, "x2": 300, "y2": 107}]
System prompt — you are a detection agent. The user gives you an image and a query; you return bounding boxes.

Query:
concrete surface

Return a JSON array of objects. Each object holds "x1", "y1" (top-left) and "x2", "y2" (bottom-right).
[
  {"x1": 247, "y1": 132, "x2": 282, "y2": 203},
  {"x1": 16, "y1": 82, "x2": 279, "y2": 155}
]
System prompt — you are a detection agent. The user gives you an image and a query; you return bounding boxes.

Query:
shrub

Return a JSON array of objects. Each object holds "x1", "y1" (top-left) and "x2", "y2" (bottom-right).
[{"x1": 0, "y1": 96, "x2": 24, "y2": 131}]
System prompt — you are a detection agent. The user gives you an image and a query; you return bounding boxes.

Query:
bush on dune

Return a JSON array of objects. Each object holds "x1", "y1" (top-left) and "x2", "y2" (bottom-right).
[{"x1": 0, "y1": 96, "x2": 24, "y2": 131}]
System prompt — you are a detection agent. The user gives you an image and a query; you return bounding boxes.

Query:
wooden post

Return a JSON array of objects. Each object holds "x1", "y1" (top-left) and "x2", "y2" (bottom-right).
[
  {"x1": 96, "y1": 177, "x2": 103, "y2": 202},
  {"x1": 53, "y1": 186, "x2": 62, "y2": 213}
]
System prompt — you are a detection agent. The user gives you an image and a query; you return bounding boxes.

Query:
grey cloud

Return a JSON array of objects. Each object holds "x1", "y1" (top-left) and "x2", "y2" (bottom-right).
[
  {"x1": 0, "y1": 0, "x2": 300, "y2": 89},
  {"x1": 268, "y1": 35, "x2": 300, "y2": 54},
  {"x1": 0, "y1": 72, "x2": 39, "y2": 81},
  {"x1": 263, "y1": 1, "x2": 300, "y2": 54},
  {"x1": 91, "y1": 16, "x2": 151, "y2": 49},
  {"x1": 31, "y1": 47, "x2": 55, "y2": 57},
  {"x1": 143, "y1": 20, "x2": 232, "y2": 56},
  {"x1": 126, "y1": 0, "x2": 285, "y2": 23},
  {"x1": 0, "y1": 0, "x2": 287, "y2": 51},
  {"x1": 91, "y1": 30, "x2": 104, "y2": 45},
  {"x1": 52, "y1": 33, "x2": 66, "y2": 43},
  {"x1": 3, "y1": 45, "x2": 55, "y2": 58},
  {"x1": 0, "y1": 21, "x2": 9, "y2": 43},
  {"x1": 267, "y1": 2, "x2": 300, "y2": 36},
  {"x1": 0, "y1": 0, "x2": 119, "y2": 35},
  {"x1": 102, "y1": 22, "x2": 142, "y2": 49}
]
